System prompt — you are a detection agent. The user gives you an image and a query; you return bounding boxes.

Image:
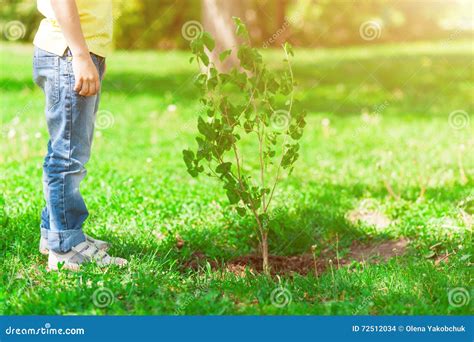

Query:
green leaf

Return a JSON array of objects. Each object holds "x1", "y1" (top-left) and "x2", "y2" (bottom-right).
[
  {"x1": 283, "y1": 42, "x2": 294, "y2": 57},
  {"x1": 237, "y1": 45, "x2": 262, "y2": 71},
  {"x1": 196, "y1": 137, "x2": 212, "y2": 160},
  {"x1": 187, "y1": 168, "x2": 199, "y2": 178},
  {"x1": 219, "y1": 49, "x2": 232, "y2": 62},
  {"x1": 207, "y1": 76, "x2": 218, "y2": 90},
  {"x1": 233, "y1": 17, "x2": 249, "y2": 39},
  {"x1": 194, "y1": 73, "x2": 207, "y2": 89},
  {"x1": 197, "y1": 116, "x2": 215, "y2": 139},
  {"x1": 232, "y1": 70, "x2": 248, "y2": 88},
  {"x1": 206, "y1": 108, "x2": 215, "y2": 117},
  {"x1": 202, "y1": 32, "x2": 215, "y2": 51},
  {"x1": 182, "y1": 149, "x2": 195, "y2": 168},
  {"x1": 226, "y1": 188, "x2": 240, "y2": 204},
  {"x1": 219, "y1": 73, "x2": 231, "y2": 84},
  {"x1": 190, "y1": 39, "x2": 204, "y2": 53},
  {"x1": 236, "y1": 206, "x2": 246, "y2": 217},
  {"x1": 216, "y1": 162, "x2": 232, "y2": 174},
  {"x1": 199, "y1": 52, "x2": 209, "y2": 66}
]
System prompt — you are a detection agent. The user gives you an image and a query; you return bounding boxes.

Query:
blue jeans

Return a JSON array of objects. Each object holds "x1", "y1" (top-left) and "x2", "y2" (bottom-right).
[{"x1": 33, "y1": 47, "x2": 105, "y2": 253}]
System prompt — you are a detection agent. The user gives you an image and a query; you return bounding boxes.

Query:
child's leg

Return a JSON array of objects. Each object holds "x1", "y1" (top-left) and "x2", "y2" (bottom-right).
[
  {"x1": 33, "y1": 47, "x2": 105, "y2": 253},
  {"x1": 40, "y1": 140, "x2": 52, "y2": 237}
]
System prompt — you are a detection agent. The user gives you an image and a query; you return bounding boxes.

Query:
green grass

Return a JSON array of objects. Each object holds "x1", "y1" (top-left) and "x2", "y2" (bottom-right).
[{"x1": 0, "y1": 41, "x2": 473, "y2": 315}]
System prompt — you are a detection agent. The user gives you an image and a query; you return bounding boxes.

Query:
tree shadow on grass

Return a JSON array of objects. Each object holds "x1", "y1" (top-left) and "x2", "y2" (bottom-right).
[
  {"x1": 173, "y1": 179, "x2": 471, "y2": 266},
  {"x1": 103, "y1": 70, "x2": 199, "y2": 101},
  {"x1": 100, "y1": 52, "x2": 473, "y2": 116},
  {"x1": 4, "y1": 52, "x2": 472, "y2": 118},
  {"x1": 280, "y1": 54, "x2": 473, "y2": 117},
  {"x1": 3, "y1": 180, "x2": 468, "y2": 279},
  {"x1": 101, "y1": 53, "x2": 471, "y2": 117},
  {"x1": 0, "y1": 209, "x2": 45, "y2": 267},
  {"x1": 0, "y1": 70, "x2": 199, "y2": 105}
]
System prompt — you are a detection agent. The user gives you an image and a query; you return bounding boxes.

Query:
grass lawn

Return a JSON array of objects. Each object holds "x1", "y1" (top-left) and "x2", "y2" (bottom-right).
[{"x1": 0, "y1": 41, "x2": 472, "y2": 315}]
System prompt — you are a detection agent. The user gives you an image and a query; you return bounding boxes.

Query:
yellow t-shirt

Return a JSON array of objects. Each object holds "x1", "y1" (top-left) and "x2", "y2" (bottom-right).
[{"x1": 33, "y1": 0, "x2": 113, "y2": 57}]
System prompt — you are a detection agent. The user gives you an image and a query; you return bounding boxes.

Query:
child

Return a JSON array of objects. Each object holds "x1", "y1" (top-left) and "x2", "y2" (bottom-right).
[{"x1": 33, "y1": 0, "x2": 126, "y2": 270}]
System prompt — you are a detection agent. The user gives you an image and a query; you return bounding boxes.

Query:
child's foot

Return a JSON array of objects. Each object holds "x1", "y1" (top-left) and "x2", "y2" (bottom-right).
[
  {"x1": 39, "y1": 234, "x2": 110, "y2": 255},
  {"x1": 47, "y1": 241, "x2": 127, "y2": 271}
]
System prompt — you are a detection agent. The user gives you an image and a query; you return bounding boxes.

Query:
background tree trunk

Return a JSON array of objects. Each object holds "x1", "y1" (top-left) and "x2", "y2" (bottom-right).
[
  {"x1": 201, "y1": 0, "x2": 244, "y2": 71},
  {"x1": 275, "y1": 0, "x2": 289, "y2": 46}
]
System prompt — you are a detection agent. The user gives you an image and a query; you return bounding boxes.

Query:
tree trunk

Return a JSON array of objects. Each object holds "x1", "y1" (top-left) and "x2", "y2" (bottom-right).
[
  {"x1": 275, "y1": 0, "x2": 289, "y2": 46},
  {"x1": 276, "y1": 0, "x2": 288, "y2": 29},
  {"x1": 201, "y1": 0, "x2": 243, "y2": 71}
]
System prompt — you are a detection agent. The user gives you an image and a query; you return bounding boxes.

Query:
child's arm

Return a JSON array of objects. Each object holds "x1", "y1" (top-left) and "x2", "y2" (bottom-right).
[{"x1": 51, "y1": 0, "x2": 100, "y2": 96}]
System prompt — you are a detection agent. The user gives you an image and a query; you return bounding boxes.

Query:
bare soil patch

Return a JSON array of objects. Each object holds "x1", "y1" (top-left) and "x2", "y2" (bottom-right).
[
  {"x1": 344, "y1": 238, "x2": 409, "y2": 263},
  {"x1": 184, "y1": 238, "x2": 409, "y2": 276},
  {"x1": 347, "y1": 209, "x2": 392, "y2": 230},
  {"x1": 224, "y1": 254, "x2": 325, "y2": 276}
]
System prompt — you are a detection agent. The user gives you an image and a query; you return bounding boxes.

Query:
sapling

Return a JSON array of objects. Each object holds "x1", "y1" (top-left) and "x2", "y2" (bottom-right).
[
  {"x1": 311, "y1": 244, "x2": 318, "y2": 277},
  {"x1": 183, "y1": 18, "x2": 307, "y2": 274}
]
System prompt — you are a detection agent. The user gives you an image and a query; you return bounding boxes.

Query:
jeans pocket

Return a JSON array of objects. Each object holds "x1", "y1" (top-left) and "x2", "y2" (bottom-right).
[
  {"x1": 89, "y1": 53, "x2": 105, "y2": 79},
  {"x1": 33, "y1": 56, "x2": 60, "y2": 110}
]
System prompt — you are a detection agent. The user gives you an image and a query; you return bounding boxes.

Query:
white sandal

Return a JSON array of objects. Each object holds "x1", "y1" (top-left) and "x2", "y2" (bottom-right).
[
  {"x1": 48, "y1": 241, "x2": 127, "y2": 271},
  {"x1": 40, "y1": 234, "x2": 110, "y2": 255}
]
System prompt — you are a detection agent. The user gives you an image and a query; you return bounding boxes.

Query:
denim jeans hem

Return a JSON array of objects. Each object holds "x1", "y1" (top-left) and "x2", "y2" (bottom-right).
[
  {"x1": 40, "y1": 227, "x2": 49, "y2": 239},
  {"x1": 48, "y1": 229, "x2": 86, "y2": 253}
]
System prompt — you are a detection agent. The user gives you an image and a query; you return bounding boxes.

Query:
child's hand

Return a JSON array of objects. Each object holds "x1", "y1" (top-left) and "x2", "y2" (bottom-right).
[
  {"x1": 50, "y1": 0, "x2": 101, "y2": 96},
  {"x1": 72, "y1": 55, "x2": 100, "y2": 96}
]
